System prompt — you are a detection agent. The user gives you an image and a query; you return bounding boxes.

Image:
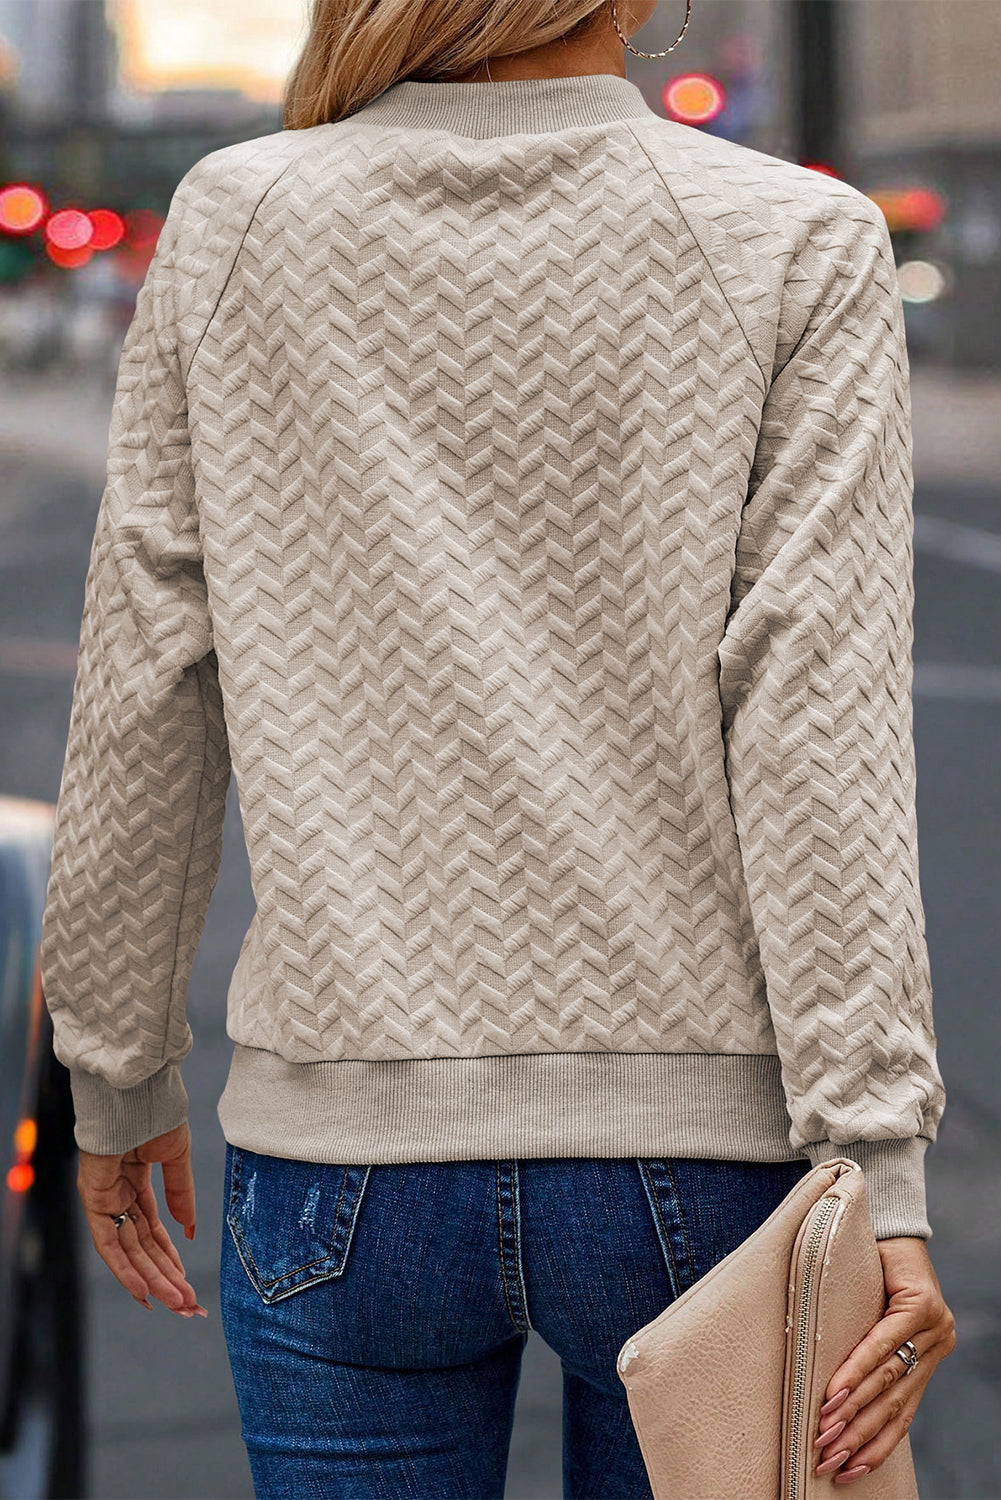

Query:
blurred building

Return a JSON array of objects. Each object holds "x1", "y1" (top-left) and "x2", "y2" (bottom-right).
[
  {"x1": 579, "y1": 0, "x2": 1000, "y2": 372},
  {"x1": 845, "y1": 0, "x2": 997, "y2": 152},
  {"x1": 843, "y1": 0, "x2": 1001, "y2": 369},
  {"x1": 0, "y1": 0, "x2": 117, "y2": 124},
  {"x1": 0, "y1": 0, "x2": 996, "y2": 369},
  {"x1": 109, "y1": 0, "x2": 300, "y2": 116},
  {"x1": 0, "y1": 0, "x2": 281, "y2": 222}
]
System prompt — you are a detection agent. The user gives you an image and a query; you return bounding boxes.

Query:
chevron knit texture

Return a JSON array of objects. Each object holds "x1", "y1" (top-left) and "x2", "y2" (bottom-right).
[{"x1": 38, "y1": 73, "x2": 945, "y2": 1239}]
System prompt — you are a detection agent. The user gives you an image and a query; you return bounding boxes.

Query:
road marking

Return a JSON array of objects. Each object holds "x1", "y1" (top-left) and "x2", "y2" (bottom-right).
[
  {"x1": 0, "y1": 638, "x2": 79, "y2": 675},
  {"x1": 913, "y1": 664, "x2": 1001, "y2": 702},
  {"x1": 913, "y1": 515, "x2": 1001, "y2": 576}
]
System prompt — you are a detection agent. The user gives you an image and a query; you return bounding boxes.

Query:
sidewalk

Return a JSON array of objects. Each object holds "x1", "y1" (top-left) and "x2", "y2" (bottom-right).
[{"x1": 1, "y1": 362, "x2": 999, "y2": 490}]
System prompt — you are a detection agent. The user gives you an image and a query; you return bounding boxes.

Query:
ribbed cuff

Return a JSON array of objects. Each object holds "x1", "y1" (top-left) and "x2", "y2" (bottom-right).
[
  {"x1": 68, "y1": 1061, "x2": 189, "y2": 1156},
  {"x1": 804, "y1": 1136, "x2": 932, "y2": 1241}
]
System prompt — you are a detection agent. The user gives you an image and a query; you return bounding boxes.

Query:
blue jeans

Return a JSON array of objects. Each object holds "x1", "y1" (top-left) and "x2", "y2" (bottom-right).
[{"x1": 219, "y1": 1142, "x2": 811, "y2": 1499}]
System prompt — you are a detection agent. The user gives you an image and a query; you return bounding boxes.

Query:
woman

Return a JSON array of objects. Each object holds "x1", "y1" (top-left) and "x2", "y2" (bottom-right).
[{"x1": 38, "y1": 0, "x2": 955, "y2": 1494}]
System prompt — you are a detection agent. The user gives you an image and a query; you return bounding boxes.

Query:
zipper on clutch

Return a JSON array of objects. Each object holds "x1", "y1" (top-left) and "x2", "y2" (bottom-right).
[{"x1": 788, "y1": 1193, "x2": 840, "y2": 1498}]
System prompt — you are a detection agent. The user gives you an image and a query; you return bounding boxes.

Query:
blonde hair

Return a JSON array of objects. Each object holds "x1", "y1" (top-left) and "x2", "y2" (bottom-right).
[{"x1": 282, "y1": 0, "x2": 608, "y2": 129}]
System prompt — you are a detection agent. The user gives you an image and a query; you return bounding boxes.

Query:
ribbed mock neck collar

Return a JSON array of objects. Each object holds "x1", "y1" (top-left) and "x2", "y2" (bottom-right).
[{"x1": 351, "y1": 72, "x2": 657, "y2": 137}]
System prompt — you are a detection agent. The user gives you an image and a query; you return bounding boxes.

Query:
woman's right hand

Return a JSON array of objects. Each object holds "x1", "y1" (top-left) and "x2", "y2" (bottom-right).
[{"x1": 811, "y1": 1236, "x2": 956, "y2": 1485}]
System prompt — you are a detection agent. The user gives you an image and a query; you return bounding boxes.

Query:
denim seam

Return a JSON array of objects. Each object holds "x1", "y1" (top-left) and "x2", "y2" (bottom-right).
[
  {"x1": 495, "y1": 1161, "x2": 519, "y2": 1329},
  {"x1": 661, "y1": 1157, "x2": 697, "y2": 1284},
  {"x1": 510, "y1": 1161, "x2": 533, "y2": 1332},
  {"x1": 637, "y1": 1158, "x2": 690, "y2": 1297},
  {"x1": 230, "y1": 1143, "x2": 243, "y2": 1215},
  {"x1": 228, "y1": 1225, "x2": 350, "y2": 1304},
  {"x1": 495, "y1": 1161, "x2": 530, "y2": 1332},
  {"x1": 227, "y1": 1153, "x2": 366, "y2": 1291}
]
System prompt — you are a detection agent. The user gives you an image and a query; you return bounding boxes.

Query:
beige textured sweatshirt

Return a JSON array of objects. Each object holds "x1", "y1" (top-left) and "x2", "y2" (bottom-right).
[{"x1": 38, "y1": 71, "x2": 946, "y2": 1240}]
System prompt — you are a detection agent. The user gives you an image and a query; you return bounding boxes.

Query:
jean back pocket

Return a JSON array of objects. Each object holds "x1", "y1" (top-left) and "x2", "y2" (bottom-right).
[{"x1": 226, "y1": 1144, "x2": 371, "y2": 1304}]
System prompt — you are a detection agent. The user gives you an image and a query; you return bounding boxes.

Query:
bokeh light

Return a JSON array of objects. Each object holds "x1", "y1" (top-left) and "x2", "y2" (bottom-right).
[
  {"x1": 45, "y1": 208, "x2": 95, "y2": 251},
  {"x1": 45, "y1": 242, "x2": 94, "y2": 268},
  {"x1": 123, "y1": 207, "x2": 165, "y2": 252},
  {"x1": 662, "y1": 73, "x2": 726, "y2": 125},
  {"x1": 870, "y1": 187, "x2": 947, "y2": 233},
  {"x1": 898, "y1": 259, "x2": 951, "y2": 304},
  {"x1": 0, "y1": 183, "x2": 48, "y2": 234},
  {"x1": 88, "y1": 208, "x2": 127, "y2": 251}
]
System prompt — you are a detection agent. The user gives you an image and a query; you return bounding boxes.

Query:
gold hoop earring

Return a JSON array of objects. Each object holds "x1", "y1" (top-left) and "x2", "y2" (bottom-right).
[{"x1": 608, "y1": 0, "x2": 692, "y2": 56}]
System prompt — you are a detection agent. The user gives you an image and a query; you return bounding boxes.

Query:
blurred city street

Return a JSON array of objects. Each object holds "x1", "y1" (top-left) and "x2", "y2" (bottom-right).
[
  {"x1": 0, "y1": 358, "x2": 999, "y2": 1499},
  {"x1": 2, "y1": 0, "x2": 1000, "y2": 1495}
]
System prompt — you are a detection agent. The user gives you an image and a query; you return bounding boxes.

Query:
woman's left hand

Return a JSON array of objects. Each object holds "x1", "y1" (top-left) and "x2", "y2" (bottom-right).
[
  {"x1": 77, "y1": 1121, "x2": 208, "y2": 1317},
  {"x1": 812, "y1": 1235, "x2": 956, "y2": 1484}
]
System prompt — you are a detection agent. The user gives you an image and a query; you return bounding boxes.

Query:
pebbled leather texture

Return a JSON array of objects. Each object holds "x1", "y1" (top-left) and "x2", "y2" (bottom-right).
[{"x1": 617, "y1": 1158, "x2": 920, "y2": 1500}]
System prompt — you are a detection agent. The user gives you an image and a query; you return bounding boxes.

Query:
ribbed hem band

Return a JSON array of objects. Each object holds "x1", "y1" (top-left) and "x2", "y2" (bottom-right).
[{"x1": 215, "y1": 1045, "x2": 933, "y2": 1240}]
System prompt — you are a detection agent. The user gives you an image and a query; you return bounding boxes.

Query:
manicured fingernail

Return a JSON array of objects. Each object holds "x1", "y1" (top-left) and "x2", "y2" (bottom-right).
[
  {"x1": 815, "y1": 1448, "x2": 851, "y2": 1475},
  {"x1": 821, "y1": 1388, "x2": 851, "y2": 1414},
  {"x1": 194, "y1": 1306, "x2": 208, "y2": 1317},
  {"x1": 814, "y1": 1419, "x2": 847, "y2": 1447},
  {"x1": 834, "y1": 1467, "x2": 870, "y2": 1483},
  {"x1": 185, "y1": 1224, "x2": 195, "y2": 1240},
  {"x1": 178, "y1": 1309, "x2": 194, "y2": 1318},
  {"x1": 140, "y1": 1300, "x2": 153, "y2": 1311}
]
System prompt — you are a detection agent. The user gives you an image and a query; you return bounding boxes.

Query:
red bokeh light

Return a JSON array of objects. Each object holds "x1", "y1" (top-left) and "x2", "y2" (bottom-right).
[
  {"x1": 46, "y1": 241, "x2": 94, "y2": 268},
  {"x1": 123, "y1": 207, "x2": 165, "y2": 252},
  {"x1": 903, "y1": 188, "x2": 945, "y2": 231},
  {"x1": 88, "y1": 207, "x2": 126, "y2": 250},
  {"x1": 6, "y1": 1162, "x2": 35, "y2": 1193},
  {"x1": 800, "y1": 162, "x2": 843, "y2": 179}
]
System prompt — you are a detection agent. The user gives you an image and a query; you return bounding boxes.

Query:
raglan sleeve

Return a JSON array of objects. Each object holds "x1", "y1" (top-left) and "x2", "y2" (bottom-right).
[
  {"x1": 716, "y1": 195, "x2": 947, "y2": 1241},
  {"x1": 37, "y1": 168, "x2": 231, "y2": 1157}
]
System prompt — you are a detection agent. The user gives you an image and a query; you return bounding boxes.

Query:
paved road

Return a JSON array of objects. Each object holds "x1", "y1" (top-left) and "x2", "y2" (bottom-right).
[{"x1": 1, "y1": 364, "x2": 998, "y2": 1499}]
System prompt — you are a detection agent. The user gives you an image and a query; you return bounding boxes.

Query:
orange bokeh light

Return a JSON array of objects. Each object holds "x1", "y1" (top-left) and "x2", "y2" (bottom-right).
[
  {"x1": 869, "y1": 186, "x2": 946, "y2": 233},
  {"x1": 0, "y1": 183, "x2": 47, "y2": 234},
  {"x1": 8, "y1": 1115, "x2": 38, "y2": 1191},
  {"x1": 663, "y1": 73, "x2": 726, "y2": 125}
]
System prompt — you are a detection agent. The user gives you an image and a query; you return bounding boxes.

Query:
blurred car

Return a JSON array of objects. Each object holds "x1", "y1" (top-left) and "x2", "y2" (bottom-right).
[{"x1": 0, "y1": 796, "x2": 86, "y2": 1500}]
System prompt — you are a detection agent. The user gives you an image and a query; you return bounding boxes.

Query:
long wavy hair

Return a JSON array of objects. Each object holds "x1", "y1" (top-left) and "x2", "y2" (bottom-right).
[{"x1": 282, "y1": 0, "x2": 610, "y2": 129}]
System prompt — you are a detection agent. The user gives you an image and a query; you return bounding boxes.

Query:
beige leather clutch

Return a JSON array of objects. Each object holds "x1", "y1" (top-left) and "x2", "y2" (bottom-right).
[{"x1": 616, "y1": 1157, "x2": 920, "y2": 1500}]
